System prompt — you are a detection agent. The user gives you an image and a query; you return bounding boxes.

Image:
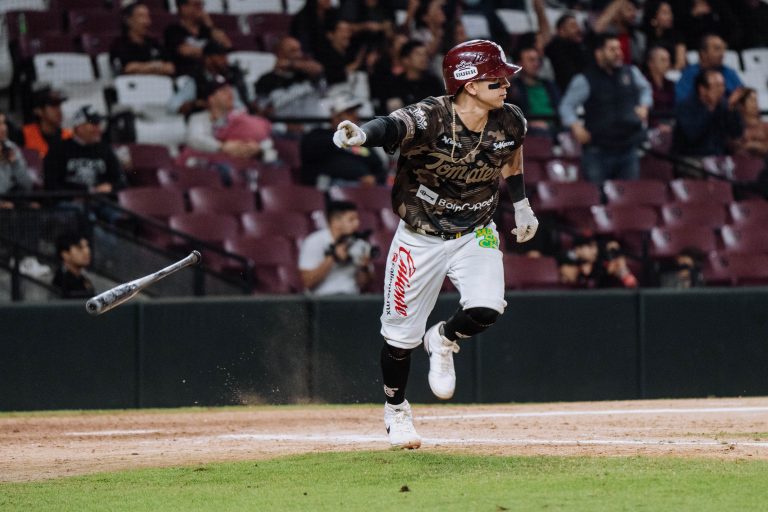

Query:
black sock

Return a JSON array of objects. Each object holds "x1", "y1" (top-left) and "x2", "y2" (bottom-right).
[{"x1": 380, "y1": 343, "x2": 411, "y2": 405}]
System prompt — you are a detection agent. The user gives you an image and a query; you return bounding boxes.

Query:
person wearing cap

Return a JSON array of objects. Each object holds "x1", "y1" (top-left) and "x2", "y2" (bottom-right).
[
  {"x1": 186, "y1": 76, "x2": 273, "y2": 161},
  {"x1": 300, "y1": 94, "x2": 386, "y2": 187},
  {"x1": 22, "y1": 88, "x2": 73, "y2": 158},
  {"x1": 43, "y1": 106, "x2": 123, "y2": 194},
  {"x1": 332, "y1": 40, "x2": 537, "y2": 449},
  {"x1": 164, "y1": 0, "x2": 231, "y2": 77},
  {"x1": 167, "y1": 41, "x2": 247, "y2": 116},
  {"x1": 110, "y1": 2, "x2": 175, "y2": 76}
]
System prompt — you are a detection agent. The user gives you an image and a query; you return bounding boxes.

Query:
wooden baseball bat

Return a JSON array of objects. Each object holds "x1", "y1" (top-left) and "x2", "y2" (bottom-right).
[{"x1": 85, "y1": 251, "x2": 201, "y2": 316}]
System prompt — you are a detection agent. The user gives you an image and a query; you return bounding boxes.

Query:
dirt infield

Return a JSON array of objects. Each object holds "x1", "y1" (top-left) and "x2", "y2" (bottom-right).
[{"x1": 3, "y1": 397, "x2": 768, "y2": 482}]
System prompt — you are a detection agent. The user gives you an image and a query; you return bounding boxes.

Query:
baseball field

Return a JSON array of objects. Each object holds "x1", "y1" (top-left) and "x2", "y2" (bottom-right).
[{"x1": 3, "y1": 396, "x2": 768, "y2": 511}]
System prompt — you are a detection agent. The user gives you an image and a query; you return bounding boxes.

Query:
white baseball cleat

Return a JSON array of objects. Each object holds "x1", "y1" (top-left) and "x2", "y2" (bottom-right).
[
  {"x1": 423, "y1": 321, "x2": 459, "y2": 399},
  {"x1": 384, "y1": 400, "x2": 421, "y2": 449}
]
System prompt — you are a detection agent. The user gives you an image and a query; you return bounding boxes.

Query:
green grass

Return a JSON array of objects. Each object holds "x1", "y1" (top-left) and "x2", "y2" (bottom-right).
[{"x1": 2, "y1": 452, "x2": 768, "y2": 511}]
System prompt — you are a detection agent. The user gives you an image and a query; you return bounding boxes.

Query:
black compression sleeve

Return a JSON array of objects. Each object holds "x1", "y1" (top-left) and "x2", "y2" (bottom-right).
[
  {"x1": 360, "y1": 117, "x2": 405, "y2": 148},
  {"x1": 505, "y1": 174, "x2": 526, "y2": 203}
]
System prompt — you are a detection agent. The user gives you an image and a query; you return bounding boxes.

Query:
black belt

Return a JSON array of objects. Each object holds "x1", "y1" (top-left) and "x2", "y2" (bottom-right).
[{"x1": 405, "y1": 224, "x2": 480, "y2": 240}]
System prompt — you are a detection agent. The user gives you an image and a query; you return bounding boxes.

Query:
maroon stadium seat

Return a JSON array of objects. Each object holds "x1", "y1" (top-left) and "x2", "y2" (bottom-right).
[
  {"x1": 169, "y1": 213, "x2": 240, "y2": 270},
  {"x1": 272, "y1": 137, "x2": 301, "y2": 172},
  {"x1": 522, "y1": 135, "x2": 553, "y2": 160},
  {"x1": 122, "y1": 143, "x2": 173, "y2": 186},
  {"x1": 703, "y1": 251, "x2": 732, "y2": 286},
  {"x1": 591, "y1": 205, "x2": 658, "y2": 235},
  {"x1": 118, "y1": 187, "x2": 187, "y2": 248},
  {"x1": 536, "y1": 181, "x2": 601, "y2": 210},
  {"x1": 725, "y1": 253, "x2": 768, "y2": 286},
  {"x1": 188, "y1": 186, "x2": 256, "y2": 215},
  {"x1": 240, "y1": 211, "x2": 312, "y2": 241},
  {"x1": 661, "y1": 202, "x2": 727, "y2": 230},
  {"x1": 68, "y1": 10, "x2": 120, "y2": 37},
  {"x1": 18, "y1": 34, "x2": 76, "y2": 58},
  {"x1": 209, "y1": 13, "x2": 242, "y2": 35},
  {"x1": 729, "y1": 200, "x2": 768, "y2": 226},
  {"x1": 522, "y1": 159, "x2": 545, "y2": 184},
  {"x1": 5, "y1": 10, "x2": 62, "y2": 42},
  {"x1": 670, "y1": 179, "x2": 733, "y2": 205},
  {"x1": 603, "y1": 179, "x2": 668, "y2": 207},
  {"x1": 545, "y1": 159, "x2": 581, "y2": 182},
  {"x1": 650, "y1": 226, "x2": 717, "y2": 258},
  {"x1": 224, "y1": 235, "x2": 297, "y2": 293},
  {"x1": 331, "y1": 186, "x2": 391, "y2": 212},
  {"x1": 248, "y1": 163, "x2": 293, "y2": 187},
  {"x1": 258, "y1": 184, "x2": 325, "y2": 213},
  {"x1": 730, "y1": 155, "x2": 765, "y2": 182},
  {"x1": 81, "y1": 31, "x2": 120, "y2": 56},
  {"x1": 720, "y1": 225, "x2": 768, "y2": 254},
  {"x1": 157, "y1": 166, "x2": 223, "y2": 192},
  {"x1": 639, "y1": 156, "x2": 674, "y2": 181},
  {"x1": 503, "y1": 255, "x2": 561, "y2": 289}
]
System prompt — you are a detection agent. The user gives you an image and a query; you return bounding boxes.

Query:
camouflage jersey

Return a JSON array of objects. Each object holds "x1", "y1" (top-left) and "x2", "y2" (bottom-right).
[{"x1": 388, "y1": 95, "x2": 527, "y2": 236}]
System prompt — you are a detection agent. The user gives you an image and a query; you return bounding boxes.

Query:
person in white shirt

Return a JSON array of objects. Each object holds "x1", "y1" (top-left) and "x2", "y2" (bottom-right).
[{"x1": 298, "y1": 200, "x2": 374, "y2": 295}]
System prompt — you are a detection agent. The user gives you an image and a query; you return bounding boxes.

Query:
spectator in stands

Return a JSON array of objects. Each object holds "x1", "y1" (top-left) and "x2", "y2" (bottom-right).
[
  {"x1": 383, "y1": 40, "x2": 444, "y2": 112},
  {"x1": 733, "y1": 0, "x2": 768, "y2": 49},
  {"x1": 164, "y1": 0, "x2": 231, "y2": 77},
  {"x1": 369, "y1": 32, "x2": 410, "y2": 115},
  {"x1": 43, "y1": 106, "x2": 123, "y2": 194},
  {"x1": 406, "y1": 0, "x2": 448, "y2": 60},
  {"x1": 562, "y1": 233, "x2": 600, "y2": 289},
  {"x1": 592, "y1": 0, "x2": 645, "y2": 66},
  {"x1": 254, "y1": 36, "x2": 325, "y2": 118},
  {"x1": 641, "y1": 0, "x2": 686, "y2": 70},
  {"x1": 557, "y1": 252, "x2": 584, "y2": 288},
  {"x1": 22, "y1": 87, "x2": 72, "y2": 159},
  {"x1": 673, "y1": 69, "x2": 743, "y2": 158},
  {"x1": 0, "y1": 112, "x2": 34, "y2": 209},
  {"x1": 167, "y1": 41, "x2": 248, "y2": 116},
  {"x1": 675, "y1": 33, "x2": 742, "y2": 104},
  {"x1": 681, "y1": 0, "x2": 741, "y2": 51},
  {"x1": 339, "y1": 0, "x2": 395, "y2": 48},
  {"x1": 644, "y1": 46, "x2": 675, "y2": 117},
  {"x1": 732, "y1": 88, "x2": 768, "y2": 158},
  {"x1": 545, "y1": 13, "x2": 589, "y2": 93},
  {"x1": 559, "y1": 34, "x2": 652, "y2": 184},
  {"x1": 186, "y1": 75, "x2": 276, "y2": 162},
  {"x1": 506, "y1": 44, "x2": 560, "y2": 137},
  {"x1": 300, "y1": 94, "x2": 386, "y2": 187},
  {"x1": 290, "y1": 0, "x2": 340, "y2": 54},
  {"x1": 298, "y1": 200, "x2": 374, "y2": 295},
  {"x1": 52, "y1": 232, "x2": 95, "y2": 299},
  {"x1": 110, "y1": 2, "x2": 175, "y2": 76},
  {"x1": 658, "y1": 246, "x2": 705, "y2": 288},
  {"x1": 315, "y1": 18, "x2": 365, "y2": 86},
  {"x1": 596, "y1": 239, "x2": 639, "y2": 288}
]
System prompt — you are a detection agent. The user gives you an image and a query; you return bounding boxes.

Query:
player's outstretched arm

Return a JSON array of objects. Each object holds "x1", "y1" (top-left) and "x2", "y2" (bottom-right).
[
  {"x1": 501, "y1": 150, "x2": 539, "y2": 243},
  {"x1": 332, "y1": 117, "x2": 405, "y2": 149}
]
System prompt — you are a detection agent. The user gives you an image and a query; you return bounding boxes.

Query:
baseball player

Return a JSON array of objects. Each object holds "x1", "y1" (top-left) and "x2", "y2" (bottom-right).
[{"x1": 333, "y1": 40, "x2": 538, "y2": 449}]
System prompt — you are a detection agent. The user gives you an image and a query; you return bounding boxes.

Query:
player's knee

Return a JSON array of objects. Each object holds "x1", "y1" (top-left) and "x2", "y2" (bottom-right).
[
  {"x1": 465, "y1": 307, "x2": 500, "y2": 327},
  {"x1": 383, "y1": 342, "x2": 412, "y2": 361}
]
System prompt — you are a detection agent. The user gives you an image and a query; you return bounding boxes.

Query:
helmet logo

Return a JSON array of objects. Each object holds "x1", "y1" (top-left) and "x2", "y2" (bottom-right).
[{"x1": 453, "y1": 65, "x2": 478, "y2": 80}]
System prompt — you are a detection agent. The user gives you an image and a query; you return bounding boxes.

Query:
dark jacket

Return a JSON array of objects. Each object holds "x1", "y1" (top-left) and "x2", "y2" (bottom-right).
[{"x1": 673, "y1": 96, "x2": 744, "y2": 157}]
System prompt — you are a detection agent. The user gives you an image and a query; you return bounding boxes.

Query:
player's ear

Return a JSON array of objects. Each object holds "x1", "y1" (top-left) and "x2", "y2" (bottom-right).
[{"x1": 464, "y1": 82, "x2": 478, "y2": 97}]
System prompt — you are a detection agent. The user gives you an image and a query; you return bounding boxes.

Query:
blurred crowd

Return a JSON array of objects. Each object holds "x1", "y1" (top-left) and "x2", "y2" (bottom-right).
[{"x1": 2, "y1": 0, "x2": 768, "y2": 297}]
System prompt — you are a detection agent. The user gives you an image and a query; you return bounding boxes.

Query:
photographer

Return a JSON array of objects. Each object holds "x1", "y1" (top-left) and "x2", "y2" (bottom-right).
[
  {"x1": 298, "y1": 200, "x2": 375, "y2": 295},
  {"x1": 658, "y1": 247, "x2": 705, "y2": 289},
  {"x1": 597, "y1": 239, "x2": 639, "y2": 289},
  {"x1": 0, "y1": 112, "x2": 34, "y2": 209}
]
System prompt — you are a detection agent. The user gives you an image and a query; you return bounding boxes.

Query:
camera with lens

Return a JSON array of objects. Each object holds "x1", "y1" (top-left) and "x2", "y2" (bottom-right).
[{"x1": 332, "y1": 229, "x2": 381, "y2": 266}]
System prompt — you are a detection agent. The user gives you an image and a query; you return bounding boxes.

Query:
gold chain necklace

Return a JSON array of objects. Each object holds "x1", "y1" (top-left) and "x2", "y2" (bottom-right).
[{"x1": 450, "y1": 102, "x2": 487, "y2": 163}]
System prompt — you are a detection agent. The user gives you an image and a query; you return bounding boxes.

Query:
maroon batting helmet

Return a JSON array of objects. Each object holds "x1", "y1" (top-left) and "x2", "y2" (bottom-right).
[{"x1": 442, "y1": 39, "x2": 521, "y2": 96}]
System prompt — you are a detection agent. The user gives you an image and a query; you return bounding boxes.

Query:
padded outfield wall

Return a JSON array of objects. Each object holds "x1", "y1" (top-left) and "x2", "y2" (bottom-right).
[{"x1": 1, "y1": 289, "x2": 767, "y2": 410}]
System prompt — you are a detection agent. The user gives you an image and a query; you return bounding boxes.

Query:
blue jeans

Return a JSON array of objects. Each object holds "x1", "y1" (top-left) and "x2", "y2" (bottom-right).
[{"x1": 581, "y1": 146, "x2": 640, "y2": 185}]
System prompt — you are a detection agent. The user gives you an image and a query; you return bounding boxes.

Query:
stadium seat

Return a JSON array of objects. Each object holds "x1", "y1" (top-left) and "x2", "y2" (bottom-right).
[
  {"x1": 536, "y1": 181, "x2": 601, "y2": 210},
  {"x1": 639, "y1": 155, "x2": 674, "y2": 181},
  {"x1": 720, "y1": 225, "x2": 768, "y2": 254},
  {"x1": 356, "y1": 210, "x2": 381, "y2": 232},
  {"x1": 259, "y1": 184, "x2": 325, "y2": 214},
  {"x1": 725, "y1": 253, "x2": 768, "y2": 286},
  {"x1": 33, "y1": 52, "x2": 94, "y2": 86},
  {"x1": 1, "y1": 0, "x2": 46, "y2": 13},
  {"x1": 209, "y1": 13, "x2": 241, "y2": 33},
  {"x1": 522, "y1": 160, "x2": 546, "y2": 184},
  {"x1": 272, "y1": 137, "x2": 301, "y2": 174},
  {"x1": 114, "y1": 74, "x2": 175, "y2": 110},
  {"x1": 68, "y1": 9, "x2": 120, "y2": 37},
  {"x1": 227, "y1": 51, "x2": 276, "y2": 89},
  {"x1": 247, "y1": 12, "x2": 292, "y2": 49},
  {"x1": 240, "y1": 211, "x2": 312, "y2": 241},
  {"x1": 741, "y1": 48, "x2": 768, "y2": 76},
  {"x1": 228, "y1": 0, "x2": 283, "y2": 14},
  {"x1": 730, "y1": 155, "x2": 766, "y2": 182},
  {"x1": 703, "y1": 251, "x2": 732, "y2": 286},
  {"x1": 545, "y1": 159, "x2": 580, "y2": 182},
  {"x1": 461, "y1": 13, "x2": 491, "y2": 38},
  {"x1": 650, "y1": 226, "x2": 717, "y2": 258},
  {"x1": 157, "y1": 166, "x2": 224, "y2": 192},
  {"x1": 591, "y1": 205, "x2": 658, "y2": 235},
  {"x1": 169, "y1": 212, "x2": 240, "y2": 270},
  {"x1": 670, "y1": 179, "x2": 734, "y2": 204},
  {"x1": 603, "y1": 179, "x2": 668, "y2": 207},
  {"x1": 188, "y1": 186, "x2": 257, "y2": 215},
  {"x1": 19, "y1": 35, "x2": 76, "y2": 59},
  {"x1": 503, "y1": 255, "x2": 561, "y2": 290},
  {"x1": 330, "y1": 186, "x2": 391, "y2": 212},
  {"x1": 228, "y1": 33, "x2": 261, "y2": 52},
  {"x1": 660, "y1": 202, "x2": 727, "y2": 230},
  {"x1": 496, "y1": 9, "x2": 534, "y2": 33},
  {"x1": 122, "y1": 144, "x2": 173, "y2": 186},
  {"x1": 728, "y1": 200, "x2": 768, "y2": 226},
  {"x1": 119, "y1": 187, "x2": 187, "y2": 248},
  {"x1": 5, "y1": 10, "x2": 62, "y2": 42},
  {"x1": 247, "y1": 162, "x2": 293, "y2": 187},
  {"x1": 521, "y1": 135, "x2": 553, "y2": 160},
  {"x1": 224, "y1": 235, "x2": 297, "y2": 293}
]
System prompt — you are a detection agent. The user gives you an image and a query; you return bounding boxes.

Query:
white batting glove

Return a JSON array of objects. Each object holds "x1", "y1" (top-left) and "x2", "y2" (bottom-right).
[
  {"x1": 333, "y1": 120, "x2": 367, "y2": 148},
  {"x1": 511, "y1": 198, "x2": 539, "y2": 243}
]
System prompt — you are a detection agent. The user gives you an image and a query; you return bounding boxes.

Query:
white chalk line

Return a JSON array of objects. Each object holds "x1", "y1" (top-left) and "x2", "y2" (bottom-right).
[
  {"x1": 218, "y1": 433, "x2": 768, "y2": 448},
  {"x1": 419, "y1": 406, "x2": 768, "y2": 421},
  {"x1": 65, "y1": 429, "x2": 161, "y2": 436}
]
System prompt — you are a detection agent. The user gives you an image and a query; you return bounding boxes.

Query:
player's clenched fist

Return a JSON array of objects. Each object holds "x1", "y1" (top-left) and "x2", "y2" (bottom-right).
[
  {"x1": 333, "y1": 120, "x2": 367, "y2": 148},
  {"x1": 511, "y1": 198, "x2": 539, "y2": 243}
]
